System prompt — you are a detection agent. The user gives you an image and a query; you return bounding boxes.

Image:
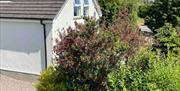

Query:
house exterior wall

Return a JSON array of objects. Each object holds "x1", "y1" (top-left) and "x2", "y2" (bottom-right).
[
  {"x1": 52, "y1": 0, "x2": 100, "y2": 45},
  {"x1": 0, "y1": 19, "x2": 52, "y2": 75},
  {"x1": 89, "y1": 0, "x2": 101, "y2": 19},
  {"x1": 44, "y1": 21, "x2": 53, "y2": 66},
  {"x1": 52, "y1": 0, "x2": 74, "y2": 42}
]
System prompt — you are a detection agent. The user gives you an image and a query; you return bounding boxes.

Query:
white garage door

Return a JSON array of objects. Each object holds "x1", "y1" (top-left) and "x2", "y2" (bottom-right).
[{"x1": 0, "y1": 20, "x2": 45, "y2": 75}]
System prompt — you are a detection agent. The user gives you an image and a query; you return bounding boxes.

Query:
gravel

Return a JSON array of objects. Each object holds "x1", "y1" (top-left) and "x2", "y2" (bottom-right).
[{"x1": 0, "y1": 73, "x2": 37, "y2": 91}]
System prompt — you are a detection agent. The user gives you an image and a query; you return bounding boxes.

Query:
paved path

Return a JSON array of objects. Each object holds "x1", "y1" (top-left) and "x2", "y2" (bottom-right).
[{"x1": 0, "y1": 71, "x2": 37, "y2": 91}]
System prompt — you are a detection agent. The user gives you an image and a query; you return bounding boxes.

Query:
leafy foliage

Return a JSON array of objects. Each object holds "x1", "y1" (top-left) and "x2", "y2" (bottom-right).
[
  {"x1": 108, "y1": 49, "x2": 180, "y2": 91},
  {"x1": 34, "y1": 66, "x2": 68, "y2": 91},
  {"x1": 35, "y1": 10, "x2": 143, "y2": 91},
  {"x1": 153, "y1": 23, "x2": 180, "y2": 54},
  {"x1": 108, "y1": 8, "x2": 145, "y2": 57},
  {"x1": 139, "y1": 0, "x2": 180, "y2": 31},
  {"x1": 52, "y1": 12, "x2": 144, "y2": 90},
  {"x1": 35, "y1": 1, "x2": 180, "y2": 91},
  {"x1": 52, "y1": 18, "x2": 130, "y2": 91},
  {"x1": 98, "y1": 0, "x2": 119, "y2": 25},
  {"x1": 99, "y1": 0, "x2": 140, "y2": 25}
]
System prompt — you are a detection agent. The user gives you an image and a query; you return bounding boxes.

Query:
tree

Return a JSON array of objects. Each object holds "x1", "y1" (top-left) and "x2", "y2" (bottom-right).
[
  {"x1": 139, "y1": 0, "x2": 180, "y2": 31},
  {"x1": 99, "y1": 0, "x2": 140, "y2": 25}
]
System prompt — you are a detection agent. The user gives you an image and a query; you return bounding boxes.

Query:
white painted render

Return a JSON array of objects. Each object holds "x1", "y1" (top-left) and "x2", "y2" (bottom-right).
[
  {"x1": 0, "y1": 19, "x2": 52, "y2": 75},
  {"x1": 53, "y1": 0, "x2": 74, "y2": 42},
  {"x1": 52, "y1": 0, "x2": 100, "y2": 45},
  {"x1": 44, "y1": 21, "x2": 53, "y2": 66}
]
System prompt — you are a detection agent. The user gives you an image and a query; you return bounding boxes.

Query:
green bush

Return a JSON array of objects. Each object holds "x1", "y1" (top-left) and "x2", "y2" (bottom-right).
[
  {"x1": 35, "y1": 14, "x2": 143, "y2": 90},
  {"x1": 153, "y1": 23, "x2": 180, "y2": 54},
  {"x1": 98, "y1": 0, "x2": 119, "y2": 25},
  {"x1": 34, "y1": 66, "x2": 91, "y2": 91},
  {"x1": 139, "y1": 0, "x2": 180, "y2": 31},
  {"x1": 99, "y1": 0, "x2": 140, "y2": 25},
  {"x1": 147, "y1": 51, "x2": 180, "y2": 91},
  {"x1": 52, "y1": 18, "x2": 130, "y2": 91},
  {"x1": 34, "y1": 66, "x2": 68, "y2": 91},
  {"x1": 108, "y1": 48, "x2": 180, "y2": 91}
]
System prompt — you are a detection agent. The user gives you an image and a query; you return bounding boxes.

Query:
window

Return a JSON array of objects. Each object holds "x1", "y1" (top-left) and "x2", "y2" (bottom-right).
[
  {"x1": 83, "y1": 0, "x2": 89, "y2": 16},
  {"x1": 84, "y1": 0, "x2": 88, "y2": 5},
  {"x1": 74, "y1": 0, "x2": 81, "y2": 16},
  {"x1": 84, "y1": 7, "x2": 89, "y2": 16},
  {"x1": 94, "y1": 12, "x2": 96, "y2": 18}
]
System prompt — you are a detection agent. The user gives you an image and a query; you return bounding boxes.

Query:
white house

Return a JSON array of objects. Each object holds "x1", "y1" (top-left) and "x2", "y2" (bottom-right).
[{"x1": 0, "y1": 0, "x2": 101, "y2": 75}]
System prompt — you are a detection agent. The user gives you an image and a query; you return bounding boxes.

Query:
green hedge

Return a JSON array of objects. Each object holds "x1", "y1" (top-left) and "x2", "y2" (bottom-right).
[{"x1": 108, "y1": 49, "x2": 180, "y2": 91}]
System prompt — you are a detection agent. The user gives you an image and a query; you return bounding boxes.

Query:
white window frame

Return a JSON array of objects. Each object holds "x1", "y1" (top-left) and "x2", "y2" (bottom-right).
[
  {"x1": 83, "y1": 0, "x2": 89, "y2": 16},
  {"x1": 74, "y1": 0, "x2": 81, "y2": 17}
]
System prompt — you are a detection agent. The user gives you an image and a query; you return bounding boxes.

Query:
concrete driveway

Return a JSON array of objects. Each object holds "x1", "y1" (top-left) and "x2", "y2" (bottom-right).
[{"x1": 0, "y1": 70, "x2": 38, "y2": 91}]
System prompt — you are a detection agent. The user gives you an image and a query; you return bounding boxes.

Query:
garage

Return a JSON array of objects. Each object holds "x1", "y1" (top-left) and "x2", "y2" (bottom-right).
[
  {"x1": 0, "y1": 19, "x2": 47, "y2": 74},
  {"x1": 0, "y1": 0, "x2": 60, "y2": 75}
]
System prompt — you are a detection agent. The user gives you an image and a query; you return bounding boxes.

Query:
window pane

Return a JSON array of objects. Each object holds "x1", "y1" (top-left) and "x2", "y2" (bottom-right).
[
  {"x1": 84, "y1": 0, "x2": 89, "y2": 5},
  {"x1": 94, "y1": 12, "x2": 96, "y2": 18},
  {"x1": 84, "y1": 7, "x2": 89, "y2": 16},
  {"x1": 75, "y1": 0, "x2": 80, "y2": 4},
  {"x1": 74, "y1": 6, "x2": 81, "y2": 16}
]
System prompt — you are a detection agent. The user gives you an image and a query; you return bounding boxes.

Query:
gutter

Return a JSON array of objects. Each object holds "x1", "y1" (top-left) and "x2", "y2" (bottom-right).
[
  {"x1": 0, "y1": 17, "x2": 53, "y2": 20},
  {"x1": 40, "y1": 20, "x2": 47, "y2": 69}
]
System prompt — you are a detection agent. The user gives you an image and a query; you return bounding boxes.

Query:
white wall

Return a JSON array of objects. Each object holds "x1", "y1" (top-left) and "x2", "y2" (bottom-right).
[
  {"x1": 0, "y1": 19, "x2": 52, "y2": 75},
  {"x1": 52, "y1": 0, "x2": 100, "y2": 45},
  {"x1": 43, "y1": 21, "x2": 53, "y2": 66},
  {"x1": 89, "y1": 0, "x2": 101, "y2": 19},
  {"x1": 52, "y1": 0, "x2": 74, "y2": 43}
]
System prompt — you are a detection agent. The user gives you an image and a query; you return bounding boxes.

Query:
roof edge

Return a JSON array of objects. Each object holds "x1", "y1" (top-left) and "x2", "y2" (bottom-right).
[
  {"x1": 53, "y1": 0, "x2": 68, "y2": 21},
  {"x1": 92, "y1": 0, "x2": 102, "y2": 17},
  {"x1": 0, "y1": 17, "x2": 53, "y2": 20}
]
